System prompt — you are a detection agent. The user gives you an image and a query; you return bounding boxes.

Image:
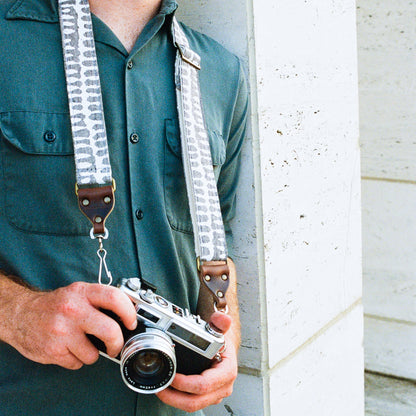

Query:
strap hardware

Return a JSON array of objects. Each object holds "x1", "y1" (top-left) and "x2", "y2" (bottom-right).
[
  {"x1": 76, "y1": 184, "x2": 115, "y2": 235},
  {"x1": 75, "y1": 178, "x2": 116, "y2": 196},
  {"x1": 198, "y1": 260, "x2": 230, "y2": 311},
  {"x1": 97, "y1": 241, "x2": 113, "y2": 286}
]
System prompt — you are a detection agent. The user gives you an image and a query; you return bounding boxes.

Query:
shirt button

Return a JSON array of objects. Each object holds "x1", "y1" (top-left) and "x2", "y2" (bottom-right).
[
  {"x1": 127, "y1": 60, "x2": 134, "y2": 70},
  {"x1": 135, "y1": 209, "x2": 144, "y2": 220},
  {"x1": 44, "y1": 130, "x2": 56, "y2": 143},
  {"x1": 130, "y1": 133, "x2": 139, "y2": 144}
]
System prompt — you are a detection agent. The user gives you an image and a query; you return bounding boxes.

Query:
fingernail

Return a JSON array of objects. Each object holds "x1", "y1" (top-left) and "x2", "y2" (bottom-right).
[{"x1": 131, "y1": 319, "x2": 137, "y2": 330}]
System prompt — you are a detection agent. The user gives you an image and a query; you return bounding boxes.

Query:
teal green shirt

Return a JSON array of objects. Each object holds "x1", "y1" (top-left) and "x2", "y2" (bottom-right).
[{"x1": 0, "y1": 0, "x2": 248, "y2": 415}]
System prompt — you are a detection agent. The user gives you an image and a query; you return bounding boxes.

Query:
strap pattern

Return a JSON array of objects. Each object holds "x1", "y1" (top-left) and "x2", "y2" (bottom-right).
[
  {"x1": 58, "y1": 0, "x2": 228, "y2": 263},
  {"x1": 59, "y1": 0, "x2": 112, "y2": 186},
  {"x1": 172, "y1": 18, "x2": 228, "y2": 263}
]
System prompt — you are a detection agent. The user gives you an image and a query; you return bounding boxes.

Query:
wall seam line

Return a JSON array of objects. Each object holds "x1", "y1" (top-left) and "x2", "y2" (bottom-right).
[
  {"x1": 267, "y1": 298, "x2": 363, "y2": 374},
  {"x1": 365, "y1": 369, "x2": 416, "y2": 385},
  {"x1": 362, "y1": 176, "x2": 416, "y2": 185},
  {"x1": 364, "y1": 313, "x2": 416, "y2": 327}
]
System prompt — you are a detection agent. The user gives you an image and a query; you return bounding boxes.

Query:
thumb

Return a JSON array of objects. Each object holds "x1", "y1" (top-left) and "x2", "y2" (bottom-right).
[{"x1": 208, "y1": 311, "x2": 232, "y2": 334}]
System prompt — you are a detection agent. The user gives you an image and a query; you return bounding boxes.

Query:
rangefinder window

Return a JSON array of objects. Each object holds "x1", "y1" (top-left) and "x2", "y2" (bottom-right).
[
  {"x1": 167, "y1": 323, "x2": 210, "y2": 351},
  {"x1": 137, "y1": 308, "x2": 160, "y2": 324}
]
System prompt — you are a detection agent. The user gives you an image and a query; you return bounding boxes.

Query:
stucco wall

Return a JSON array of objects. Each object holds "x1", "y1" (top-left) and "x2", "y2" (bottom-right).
[{"x1": 358, "y1": 0, "x2": 416, "y2": 382}]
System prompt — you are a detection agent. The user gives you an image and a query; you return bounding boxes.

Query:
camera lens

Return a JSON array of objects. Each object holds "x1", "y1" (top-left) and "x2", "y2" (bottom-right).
[
  {"x1": 120, "y1": 328, "x2": 176, "y2": 394},
  {"x1": 133, "y1": 351, "x2": 164, "y2": 377}
]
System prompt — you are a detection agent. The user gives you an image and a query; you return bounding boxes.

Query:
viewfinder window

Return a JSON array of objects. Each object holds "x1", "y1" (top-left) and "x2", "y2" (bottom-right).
[
  {"x1": 167, "y1": 323, "x2": 210, "y2": 351},
  {"x1": 137, "y1": 308, "x2": 159, "y2": 324}
]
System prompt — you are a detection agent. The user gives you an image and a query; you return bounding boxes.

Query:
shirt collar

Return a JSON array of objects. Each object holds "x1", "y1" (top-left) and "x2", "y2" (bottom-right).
[
  {"x1": 6, "y1": 0, "x2": 178, "y2": 23},
  {"x1": 159, "y1": 0, "x2": 178, "y2": 16}
]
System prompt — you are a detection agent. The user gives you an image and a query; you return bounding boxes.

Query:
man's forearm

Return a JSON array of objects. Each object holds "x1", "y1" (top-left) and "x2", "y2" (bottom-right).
[
  {"x1": 226, "y1": 258, "x2": 241, "y2": 352},
  {"x1": 0, "y1": 272, "x2": 34, "y2": 344},
  {"x1": 0, "y1": 271, "x2": 137, "y2": 369}
]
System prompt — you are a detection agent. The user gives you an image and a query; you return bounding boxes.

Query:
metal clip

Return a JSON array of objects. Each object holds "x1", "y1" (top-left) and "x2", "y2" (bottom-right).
[
  {"x1": 89, "y1": 228, "x2": 112, "y2": 285},
  {"x1": 97, "y1": 239, "x2": 113, "y2": 286},
  {"x1": 90, "y1": 227, "x2": 109, "y2": 240},
  {"x1": 214, "y1": 302, "x2": 229, "y2": 314}
]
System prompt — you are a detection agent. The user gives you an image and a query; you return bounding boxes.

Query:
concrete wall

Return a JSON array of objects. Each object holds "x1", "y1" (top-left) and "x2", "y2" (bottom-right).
[
  {"x1": 178, "y1": 1, "x2": 363, "y2": 415},
  {"x1": 358, "y1": 0, "x2": 416, "y2": 392}
]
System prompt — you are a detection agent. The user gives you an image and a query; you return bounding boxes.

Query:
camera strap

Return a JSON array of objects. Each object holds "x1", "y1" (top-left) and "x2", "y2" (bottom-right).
[
  {"x1": 172, "y1": 19, "x2": 230, "y2": 313},
  {"x1": 58, "y1": 0, "x2": 230, "y2": 311}
]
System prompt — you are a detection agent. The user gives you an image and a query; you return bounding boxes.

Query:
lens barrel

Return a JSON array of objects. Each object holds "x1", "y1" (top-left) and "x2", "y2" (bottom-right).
[{"x1": 120, "y1": 328, "x2": 176, "y2": 394}]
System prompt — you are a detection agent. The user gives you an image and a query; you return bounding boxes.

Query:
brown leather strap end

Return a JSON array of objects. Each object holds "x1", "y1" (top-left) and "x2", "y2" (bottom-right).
[
  {"x1": 198, "y1": 260, "x2": 230, "y2": 313},
  {"x1": 77, "y1": 185, "x2": 115, "y2": 235}
]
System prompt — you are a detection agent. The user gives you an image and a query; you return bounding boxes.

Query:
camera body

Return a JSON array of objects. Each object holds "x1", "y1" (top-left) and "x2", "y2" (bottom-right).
[
  {"x1": 96, "y1": 278, "x2": 225, "y2": 394},
  {"x1": 121, "y1": 278, "x2": 225, "y2": 361}
]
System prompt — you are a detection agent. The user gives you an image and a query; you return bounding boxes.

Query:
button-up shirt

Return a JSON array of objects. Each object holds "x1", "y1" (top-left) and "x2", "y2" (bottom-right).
[{"x1": 0, "y1": 0, "x2": 248, "y2": 414}]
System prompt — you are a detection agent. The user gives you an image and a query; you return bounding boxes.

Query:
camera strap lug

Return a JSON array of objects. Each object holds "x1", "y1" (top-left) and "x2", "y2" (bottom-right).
[
  {"x1": 78, "y1": 183, "x2": 116, "y2": 286},
  {"x1": 197, "y1": 260, "x2": 230, "y2": 316},
  {"x1": 140, "y1": 279, "x2": 158, "y2": 293},
  {"x1": 76, "y1": 182, "x2": 115, "y2": 236}
]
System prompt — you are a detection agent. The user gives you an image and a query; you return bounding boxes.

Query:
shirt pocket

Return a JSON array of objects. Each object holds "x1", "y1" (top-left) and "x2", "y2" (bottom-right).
[
  {"x1": 163, "y1": 118, "x2": 226, "y2": 234},
  {"x1": 0, "y1": 111, "x2": 90, "y2": 235}
]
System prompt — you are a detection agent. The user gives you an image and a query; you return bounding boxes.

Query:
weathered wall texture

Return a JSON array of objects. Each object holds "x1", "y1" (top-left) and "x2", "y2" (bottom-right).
[
  {"x1": 179, "y1": 1, "x2": 363, "y2": 415},
  {"x1": 358, "y1": 1, "x2": 416, "y2": 414},
  {"x1": 358, "y1": 0, "x2": 416, "y2": 386},
  {"x1": 256, "y1": 1, "x2": 363, "y2": 415}
]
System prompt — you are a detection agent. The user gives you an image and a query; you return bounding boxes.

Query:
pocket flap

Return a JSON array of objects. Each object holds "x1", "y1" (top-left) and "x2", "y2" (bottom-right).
[
  {"x1": 0, "y1": 111, "x2": 73, "y2": 155},
  {"x1": 165, "y1": 119, "x2": 226, "y2": 166}
]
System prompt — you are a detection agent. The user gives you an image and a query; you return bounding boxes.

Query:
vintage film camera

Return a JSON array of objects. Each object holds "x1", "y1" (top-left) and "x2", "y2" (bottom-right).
[{"x1": 92, "y1": 278, "x2": 225, "y2": 394}]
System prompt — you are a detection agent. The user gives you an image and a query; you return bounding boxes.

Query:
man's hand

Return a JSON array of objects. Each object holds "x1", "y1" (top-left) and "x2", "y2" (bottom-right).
[
  {"x1": 0, "y1": 278, "x2": 137, "y2": 370},
  {"x1": 156, "y1": 311, "x2": 238, "y2": 413}
]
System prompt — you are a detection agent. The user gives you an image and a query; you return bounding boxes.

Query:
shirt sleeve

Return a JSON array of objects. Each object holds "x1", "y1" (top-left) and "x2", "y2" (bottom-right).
[{"x1": 217, "y1": 60, "x2": 249, "y2": 257}]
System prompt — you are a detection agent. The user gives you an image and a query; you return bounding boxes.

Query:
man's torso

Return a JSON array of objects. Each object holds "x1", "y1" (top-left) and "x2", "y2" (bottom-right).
[{"x1": 0, "y1": 0, "x2": 246, "y2": 414}]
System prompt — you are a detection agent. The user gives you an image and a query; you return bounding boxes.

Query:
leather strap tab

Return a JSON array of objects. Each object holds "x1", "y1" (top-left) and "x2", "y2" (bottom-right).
[
  {"x1": 77, "y1": 185, "x2": 115, "y2": 235},
  {"x1": 198, "y1": 260, "x2": 230, "y2": 312}
]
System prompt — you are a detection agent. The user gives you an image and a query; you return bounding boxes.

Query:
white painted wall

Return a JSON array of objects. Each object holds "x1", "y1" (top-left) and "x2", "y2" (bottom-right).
[
  {"x1": 179, "y1": 1, "x2": 363, "y2": 415},
  {"x1": 357, "y1": 0, "x2": 416, "y2": 383},
  {"x1": 358, "y1": 0, "x2": 416, "y2": 181}
]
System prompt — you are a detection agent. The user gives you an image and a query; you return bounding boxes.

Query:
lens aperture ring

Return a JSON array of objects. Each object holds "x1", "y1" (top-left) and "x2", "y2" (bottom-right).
[{"x1": 120, "y1": 330, "x2": 176, "y2": 394}]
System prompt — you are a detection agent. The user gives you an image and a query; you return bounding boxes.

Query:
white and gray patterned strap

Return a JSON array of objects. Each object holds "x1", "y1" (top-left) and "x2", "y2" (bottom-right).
[
  {"x1": 58, "y1": 1, "x2": 230, "y2": 308},
  {"x1": 59, "y1": 0, "x2": 112, "y2": 187},
  {"x1": 172, "y1": 18, "x2": 228, "y2": 264}
]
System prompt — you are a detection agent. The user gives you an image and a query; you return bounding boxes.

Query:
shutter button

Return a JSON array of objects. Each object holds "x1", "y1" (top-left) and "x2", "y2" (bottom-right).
[
  {"x1": 135, "y1": 209, "x2": 144, "y2": 220},
  {"x1": 126, "y1": 278, "x2": 141, "y2": 292},
  {"x1": 44, "y1": 131, "x2": 56, "y2": 143}
]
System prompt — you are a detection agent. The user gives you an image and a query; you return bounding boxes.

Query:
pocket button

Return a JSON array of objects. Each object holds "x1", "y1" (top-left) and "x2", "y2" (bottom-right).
[{"x1": 43, "y1": 130, "x2": 56, "y2": 143}]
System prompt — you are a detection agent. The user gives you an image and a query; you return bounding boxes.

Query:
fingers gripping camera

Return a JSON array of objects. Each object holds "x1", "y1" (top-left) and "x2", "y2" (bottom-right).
[{"x1": 95, "y1": 278, "x2": 225, "y2": 394}]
